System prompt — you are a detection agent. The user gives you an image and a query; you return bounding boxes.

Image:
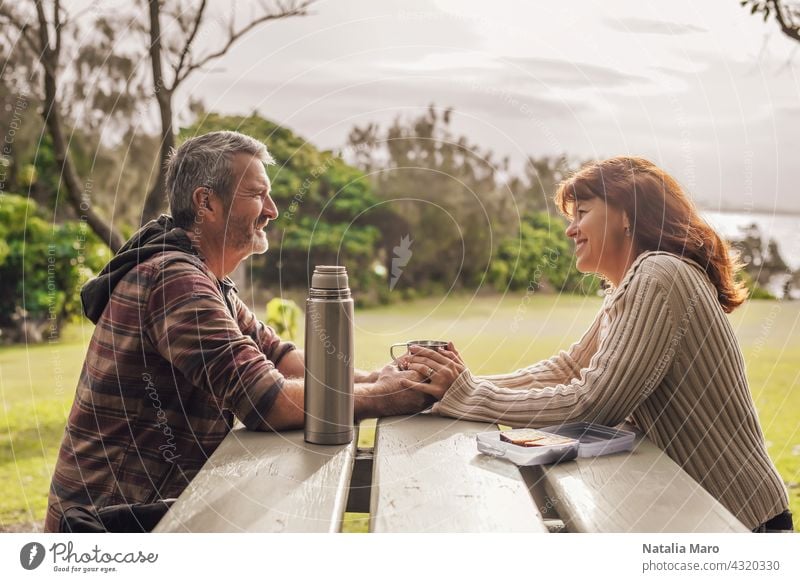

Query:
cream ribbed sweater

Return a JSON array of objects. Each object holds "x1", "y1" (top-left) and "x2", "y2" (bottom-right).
[{"x1": 436, "y1": 251, "x2": 788, "y2": 530}]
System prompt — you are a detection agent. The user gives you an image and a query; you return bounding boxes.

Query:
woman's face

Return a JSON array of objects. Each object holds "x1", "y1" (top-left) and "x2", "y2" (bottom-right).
[{"x1": 565, "y1": 196, "x2": 632, "y2": 282}]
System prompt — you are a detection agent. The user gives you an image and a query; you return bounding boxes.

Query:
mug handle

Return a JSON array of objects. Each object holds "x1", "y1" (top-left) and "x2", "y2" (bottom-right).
[{"x1": 390, "y1": 342, "x2": 409, "y2": 362}]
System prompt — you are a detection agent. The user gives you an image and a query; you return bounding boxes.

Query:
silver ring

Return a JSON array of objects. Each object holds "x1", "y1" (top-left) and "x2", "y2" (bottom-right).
[{"x1": 427, "y1": 366, "x2": 435, "y2": 378}]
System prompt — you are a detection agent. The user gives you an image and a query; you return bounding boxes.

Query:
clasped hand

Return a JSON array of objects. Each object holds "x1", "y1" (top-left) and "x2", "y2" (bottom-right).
[{"x1": 397, "y1": 341, "x2": 466, "y2": 400}]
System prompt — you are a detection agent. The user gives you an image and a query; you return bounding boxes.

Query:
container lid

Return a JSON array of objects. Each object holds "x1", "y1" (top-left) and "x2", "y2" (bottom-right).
[
  {"x1": 476, "y1": 431, "x2": 578, "y2": 467},
  {"x1": 476, "y1": 422, "x2": 636, "y2": 466},
  {"x1": 311, "y1": 265, "x2": 349, "y2": 290},
  {"x1": 538, "y1": 422, "x2": 636, "y2": 458}
]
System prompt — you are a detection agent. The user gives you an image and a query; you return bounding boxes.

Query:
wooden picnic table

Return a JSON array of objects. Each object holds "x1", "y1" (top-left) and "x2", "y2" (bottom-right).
[{"x1": 154, "y1": 414, "x2": 749, "y2": 533}]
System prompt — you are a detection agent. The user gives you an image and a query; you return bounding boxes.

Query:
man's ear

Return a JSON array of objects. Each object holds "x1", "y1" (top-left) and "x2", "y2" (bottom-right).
[{"x1": 192, "y1": 187, "x2": 218, "y2": 219}]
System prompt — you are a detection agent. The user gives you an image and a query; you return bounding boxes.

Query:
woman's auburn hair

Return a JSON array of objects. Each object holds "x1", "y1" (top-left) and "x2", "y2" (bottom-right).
[{"x1": 554, "y1": 156, "x2": 748, "y2": 313}]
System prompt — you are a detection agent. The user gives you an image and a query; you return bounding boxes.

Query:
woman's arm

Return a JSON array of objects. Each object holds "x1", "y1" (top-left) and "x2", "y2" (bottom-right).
[
  {"x1": 476, "y1": 310, "x2": 605, "y2": 389},
  {"x1": 432, "y1": 273, "x2": 678, "y2": 428}
]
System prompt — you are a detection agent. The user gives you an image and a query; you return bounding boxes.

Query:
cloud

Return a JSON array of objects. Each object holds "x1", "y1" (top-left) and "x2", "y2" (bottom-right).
[
  {"x1": 205, "y1": 71, "x2": 587, "y2": 127},
  {"x1": 504, "y1": 57, "x2": 647, "y2": 88},
  {"x1": 604, "y1": 17, "x2": 708, "y2": 35}
]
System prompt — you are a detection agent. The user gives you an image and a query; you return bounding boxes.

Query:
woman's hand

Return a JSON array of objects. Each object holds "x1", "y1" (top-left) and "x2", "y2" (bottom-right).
[{"x1": 399, "y1": 342, "x2": 466, "y2": 400}]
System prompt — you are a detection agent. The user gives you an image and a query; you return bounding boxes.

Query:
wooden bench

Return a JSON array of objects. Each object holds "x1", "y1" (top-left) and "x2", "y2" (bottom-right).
[
  {"x1": 154, "y1": 429, "x2": 354, "y2": 532},
  {"x1": 155, "y1": 414, "x2": 749, "y2": 533},
  {"x1": 522, "y1": 434, "x2": 748, "y2": 532},
  {"x1": 369, "y1": 415, "x2": 548, "y2": 532}
]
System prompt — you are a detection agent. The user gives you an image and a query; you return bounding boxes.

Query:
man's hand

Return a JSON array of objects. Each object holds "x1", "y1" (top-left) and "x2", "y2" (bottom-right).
[
  {"x1": 354, "y1": 364, "x2": 433, "y2": 420},
  {"x1": 354, "y1": 367, "x2": 380, "y2": 383}
]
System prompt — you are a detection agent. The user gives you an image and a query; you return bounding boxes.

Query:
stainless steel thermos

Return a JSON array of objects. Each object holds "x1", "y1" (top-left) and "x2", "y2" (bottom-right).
[{"x1": 304, "y1": 265, "x2": 355, "y2": 445}]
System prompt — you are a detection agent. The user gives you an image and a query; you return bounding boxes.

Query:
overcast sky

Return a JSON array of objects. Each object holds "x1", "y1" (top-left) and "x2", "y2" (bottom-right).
[{"x1": 175, "y1": 0, "x2": 800, "y2": 212}]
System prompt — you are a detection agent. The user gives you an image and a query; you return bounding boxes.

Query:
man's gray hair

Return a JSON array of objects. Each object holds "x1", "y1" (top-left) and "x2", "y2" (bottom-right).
[{"x1": 165, "y1": 130, "x2": 275, "y2": 228}]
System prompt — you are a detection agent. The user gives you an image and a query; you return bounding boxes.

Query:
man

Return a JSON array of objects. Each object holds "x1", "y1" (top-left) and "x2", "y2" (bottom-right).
[{"x1": 45, "y1": 131, "x2": 426, "y2": 532}]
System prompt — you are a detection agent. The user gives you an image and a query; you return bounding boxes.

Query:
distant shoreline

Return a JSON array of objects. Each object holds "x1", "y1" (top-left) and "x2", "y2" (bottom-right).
[{"x1": 700, "y1": 207, "x2": 800, "y2": 217}]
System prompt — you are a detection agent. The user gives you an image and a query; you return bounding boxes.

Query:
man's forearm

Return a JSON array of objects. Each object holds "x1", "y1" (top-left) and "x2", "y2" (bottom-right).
[
  {"x1": 260, "y1": 379, "x2": 397, "y2": 430},
  {"x1": 277, "y1": 348, "x2": 305, "y2": 378},
  {"x1": 261, "y1": 379, "x2": 305, "y2": 431},
  {"x1": 260, "y1": 373, "x2": 430, "y2": 431},
  {"x1": 277, "y1": 350, "x2": 381, "y2": 384}
]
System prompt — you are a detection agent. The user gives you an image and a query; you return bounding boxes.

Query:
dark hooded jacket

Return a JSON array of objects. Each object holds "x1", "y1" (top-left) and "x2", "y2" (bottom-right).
[{"x1": 80, "y1": 215, "x2": 196, "y2": 324}]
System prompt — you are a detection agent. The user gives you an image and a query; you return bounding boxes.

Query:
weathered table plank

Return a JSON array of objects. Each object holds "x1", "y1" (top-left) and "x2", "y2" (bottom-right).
[
  {"x1": 370, "y1": 415, "x2": 549, "y2": 532},
  {"x1": 528, "y1": 434, "x2": 749, "y2": 532},
  {"x1": 154, "y1": 428, "x2": 354, "y2": 533}
]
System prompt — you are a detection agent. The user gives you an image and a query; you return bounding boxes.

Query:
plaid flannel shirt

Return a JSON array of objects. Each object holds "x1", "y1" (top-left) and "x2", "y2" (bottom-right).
[{"x1": 45, "y1": 249, "x2": 295, "y2": 531}]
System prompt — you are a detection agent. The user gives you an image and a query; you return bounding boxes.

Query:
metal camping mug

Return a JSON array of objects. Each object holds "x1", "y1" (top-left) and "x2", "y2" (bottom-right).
[{"x1": 390, "y1": 340, "x2": 449, "y2": 364}]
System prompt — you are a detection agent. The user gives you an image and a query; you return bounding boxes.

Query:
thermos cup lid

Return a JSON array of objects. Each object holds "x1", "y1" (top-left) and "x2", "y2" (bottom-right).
[{"x1": 311, "y1": 265, "x2": 349, "y2": 290}]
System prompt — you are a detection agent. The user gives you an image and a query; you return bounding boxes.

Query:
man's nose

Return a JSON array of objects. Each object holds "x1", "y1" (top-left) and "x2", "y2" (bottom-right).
[{"x1": 263, "y1": 194, "x2": 279, "y2": 219}]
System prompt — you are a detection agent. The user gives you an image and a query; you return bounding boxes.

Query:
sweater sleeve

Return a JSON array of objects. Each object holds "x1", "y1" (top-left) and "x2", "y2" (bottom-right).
[
  {"x1": 475, "y1": 307, "x2": 605, "y2": 389},
  {"x1": 436, "y1": 273, "x2": 677, "y2": 427}
]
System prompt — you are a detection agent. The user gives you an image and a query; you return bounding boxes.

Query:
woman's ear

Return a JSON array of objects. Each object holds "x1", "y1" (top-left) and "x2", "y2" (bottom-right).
[{"x1": 623, "y1": 214, "x2": 632, "y2": 237}]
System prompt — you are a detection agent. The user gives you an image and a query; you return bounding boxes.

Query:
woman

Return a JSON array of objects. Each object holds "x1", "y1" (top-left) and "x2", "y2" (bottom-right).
[{"x1": 400, "y1": 156, "x2": 791, "y2": 533}]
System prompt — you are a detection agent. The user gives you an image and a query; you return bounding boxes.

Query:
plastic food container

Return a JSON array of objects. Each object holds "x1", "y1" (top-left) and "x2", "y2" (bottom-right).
[{"x1": 475, "y1": 422, "x2": 636, "y2": 466}]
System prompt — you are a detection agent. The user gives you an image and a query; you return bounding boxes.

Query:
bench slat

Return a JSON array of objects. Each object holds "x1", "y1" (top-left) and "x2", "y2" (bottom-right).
[
  {"x1": 154, "y1": 428, "x2": 354, "y2": 533},
  {"x1": 370, "y1": 415, "x2": 549, "y2": 532},
  {"x1": 529, "y1": 434, "x2": 749, "y2": 532}
]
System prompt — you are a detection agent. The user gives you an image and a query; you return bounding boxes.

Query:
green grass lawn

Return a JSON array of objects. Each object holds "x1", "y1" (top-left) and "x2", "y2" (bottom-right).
[{"x1": 1, "y1": 293, "x2": 798, "y2": 531}]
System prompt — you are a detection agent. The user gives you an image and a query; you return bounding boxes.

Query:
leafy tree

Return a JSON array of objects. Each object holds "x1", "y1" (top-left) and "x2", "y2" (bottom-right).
[
  {"x1": 729, "y1": 222, "x2": 797, "y2": 298},
  {"x1": 518, "y1": 156, "x2": 576, "y2": 214},
  {"x1": 731, "y1": 222, "x2": 789, "y2": 287},
  {"x1": 489, "y1": 212, "x2": 600, "y2": 294},
  {"x1": 346, "y1": 105, "x2": 586, "y2": 295},
  {"x1": 0, "y1": 193, "x2": 110, "y2": 343},
  {"x1": 346, "y1": 105, "x2": 517, "y2": 292}
]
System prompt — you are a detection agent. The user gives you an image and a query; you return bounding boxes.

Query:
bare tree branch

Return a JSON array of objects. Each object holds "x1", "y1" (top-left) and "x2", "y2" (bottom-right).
[
  {"x1": 33, "y1": 0, "x2": 54, "y2": 75},
  {"x1": 54, "y1": 0, "x2": 62, "y2": 58},
  {"x1": 769, "y1": 0, "x2": 800, "y2": 42},
  {"x1": 174, "y1": 0, "x2": 313, "y2": 86},
  {"x1": 169, "y1": 0, "x2": 207, "y2": 87},
  {"x1": 0, "y1": 6, "x2": 42, "y2": 55},
  {"x1": 139, "y1": 0, "x2": 315, "y2": 223}
]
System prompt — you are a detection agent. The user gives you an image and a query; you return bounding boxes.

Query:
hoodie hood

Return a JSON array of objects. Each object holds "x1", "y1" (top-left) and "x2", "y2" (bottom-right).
[{"x1": 80, "y1": 215, "x2": 197, "y2": 324}]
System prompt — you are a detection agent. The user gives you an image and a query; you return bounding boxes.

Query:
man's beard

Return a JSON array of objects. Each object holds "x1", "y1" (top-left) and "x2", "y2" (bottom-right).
[{"x1": 226, "y1": 214, "x2": 269, "y2": 255}]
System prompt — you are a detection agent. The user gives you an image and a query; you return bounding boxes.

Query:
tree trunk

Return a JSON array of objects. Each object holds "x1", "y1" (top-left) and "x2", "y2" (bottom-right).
[
  {"x1": 140, "y1": 93, "x2": 174, "y2": 225},
  {"x1": 31, "y1": 0, "x2": 124, "y2": 252},
  {"x1": 140, "y1": 0, "x2": 174, "y2": 226},
  {"x1": 40, "y1": 58, "x2": 124, "y2": 252}
]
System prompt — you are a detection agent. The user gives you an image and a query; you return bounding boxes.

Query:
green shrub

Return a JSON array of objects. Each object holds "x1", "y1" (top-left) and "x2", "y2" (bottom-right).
[
  {"x1": 490, "y1": 212, "x2": 600, "y2": 295},
  {"x1": 0, "y1": 193, "x2": 109, "y2": 342},
  {"x1": 265, "y1": 297, "x2": 302, "y2": 340},
  {"x1": 737, "y1": 270, "x2": 776, "y2": 300}
]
